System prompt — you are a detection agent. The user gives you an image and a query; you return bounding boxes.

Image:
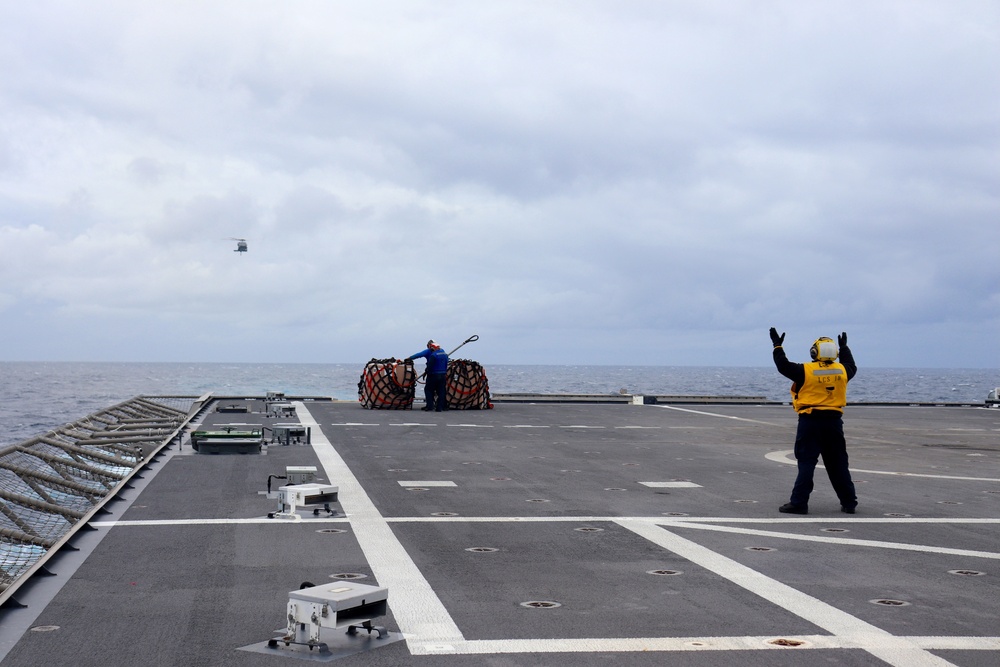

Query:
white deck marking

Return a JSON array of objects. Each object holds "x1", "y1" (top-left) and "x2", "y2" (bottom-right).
[
  {"x1": 640, "y1": 481, "x2": 703, "y2": 488},
  {"x1": 447, "y1": 424, "x2": 494, "y2": 428},
  {"x1": 397, "y1": 481, "x2": 457, "y2": 487},
  {"x1": 99, "y1": 516, "x2": 1000, "y2": 528},
  {"x1": 503, "y1": 425, "x2": 550, "y2": 428},
  {"x1": 413, "y1": 635, "x2": 1000, "y2": 655},
  {"x1": 91, "y1": 517, "x2": 349, "y2": 527},
  {"x1": 655, "y1": 404, "x2": 779, "y2": 425},
  {"x1": 664, "y1": 521, "x2": 1000, "y2": 560},
  {"x1": 381, "y1": 516, "x2": 1000, "y2": 525},
  {"x1": 295, "y1": 402, "x2": 465, "y2": 648},
  {"x1": 766, "y1": 450, "x2": 1000, "y2": 482},
  {"x1": 616, "y1": 520, "x2": 958, "y2": 667},
  {"x1": 329, "y1": 422, "x2": 380, "y2": 426},
  {"x1": 615, "y1": 425, "x2": 661, "y2": 429},
  {"x1": 390, "y1": 422, "x2": 438, "y2": 427},
  {"x1": 559, "y1": 425, "x2": 606, "y2": 428}
]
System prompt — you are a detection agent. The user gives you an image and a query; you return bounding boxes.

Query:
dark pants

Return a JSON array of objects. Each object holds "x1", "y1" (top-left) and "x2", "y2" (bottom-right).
[
  {"x1": 425, "y1": 373, "x2": 447, "y2": 411},
  {"x1": 789, "y1": 411, "x2": 857, "y2": 509}
]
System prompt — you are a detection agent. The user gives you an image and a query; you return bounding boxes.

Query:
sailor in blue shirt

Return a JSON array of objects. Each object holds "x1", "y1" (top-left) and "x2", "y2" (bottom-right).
[{"x1": 407, "y1": 340, "x2": 449, "y2": 411}]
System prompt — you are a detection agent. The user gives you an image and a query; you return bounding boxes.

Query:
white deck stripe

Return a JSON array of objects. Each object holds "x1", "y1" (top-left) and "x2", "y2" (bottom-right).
[
  {"x1": 91, "y1": 517, "x2": 351, "y2": 527},
  {"x1": 766, "y1": 450, "x2": 1000, "y2": 482},
  {"x1": 96, "y1": 516, "x2": 1000, "y2": 527},
  {"x1": 397, "y1": 481, "x2": 457, "y2": 487},
  {"x1": 411, "y1": 635, "x2": 1000, "y2": 655},
  {"x1": 616, "y1": 520, "x2": 958, "y2": 667},
  {"x1": 640, "y1": 481, "x2": 703, "y2": 488},
  {"x1": 295, "y1": 402, "x2": 465, "y2": 648},
  {"x1": 663, "y1": 521, "x2": 1000, "y2": 560},
  {"x1": 655, "y1": 404, "x2": 779, "y2": 425}
]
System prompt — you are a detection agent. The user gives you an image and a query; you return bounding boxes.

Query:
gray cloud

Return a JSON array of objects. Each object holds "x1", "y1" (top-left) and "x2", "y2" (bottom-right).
[{"x1": 0, "y1": 1, "x2": 997, "y2": 366}]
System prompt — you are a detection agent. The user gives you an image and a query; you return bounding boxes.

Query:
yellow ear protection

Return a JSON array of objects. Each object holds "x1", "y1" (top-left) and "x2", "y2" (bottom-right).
[{"x1": 810, "y1": 337, "x2": 839, "y2": 362}]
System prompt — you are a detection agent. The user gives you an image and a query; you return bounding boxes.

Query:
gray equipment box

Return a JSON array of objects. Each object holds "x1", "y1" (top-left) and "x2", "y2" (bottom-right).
[
  {"x1": 283, "y1": 581, "x2": 389, "y2": 645},
  {"x1": 270, "y1": 423, "x2": 310, "y2": 445}
]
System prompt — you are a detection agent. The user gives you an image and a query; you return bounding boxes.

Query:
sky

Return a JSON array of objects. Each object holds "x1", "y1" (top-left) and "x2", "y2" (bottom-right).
[{"x1": 0, "y1": 1, "x2": 998, "y2": 368}]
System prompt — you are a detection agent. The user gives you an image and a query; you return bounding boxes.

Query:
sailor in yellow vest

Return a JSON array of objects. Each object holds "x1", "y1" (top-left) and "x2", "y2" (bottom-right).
[{"x1": 770, "y1": 328, "x2": 858, "y2": 515}]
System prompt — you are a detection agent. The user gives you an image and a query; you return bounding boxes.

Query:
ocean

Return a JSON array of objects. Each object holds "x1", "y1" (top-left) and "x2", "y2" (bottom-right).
[{"x1": 0, "y1": 361, "x2": 995, "y2": 448}]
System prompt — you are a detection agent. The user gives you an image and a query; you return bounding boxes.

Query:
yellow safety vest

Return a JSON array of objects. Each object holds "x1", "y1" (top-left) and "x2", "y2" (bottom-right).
[{"x1": 791, "y1": 361, "x2": 848, "y2": 414}]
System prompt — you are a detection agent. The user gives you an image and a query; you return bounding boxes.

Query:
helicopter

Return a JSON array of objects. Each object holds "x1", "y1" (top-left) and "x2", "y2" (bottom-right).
[{"x1": 228, "y1": 238, "x2": 248, "y2": 254}]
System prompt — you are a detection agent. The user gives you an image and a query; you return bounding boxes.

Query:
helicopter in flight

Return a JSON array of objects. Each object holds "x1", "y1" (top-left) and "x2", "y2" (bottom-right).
[{"x1": 228, "y1": 238, "x2": 248, "y2": 254}]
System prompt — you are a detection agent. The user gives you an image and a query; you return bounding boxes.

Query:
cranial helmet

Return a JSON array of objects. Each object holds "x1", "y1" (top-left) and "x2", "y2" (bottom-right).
[
  {"x1": 427, "y1": 339, "x2": 439, "y2": 349},
  {"x1": 810, "y1": 337, "x2": 839, "y2": 362}
]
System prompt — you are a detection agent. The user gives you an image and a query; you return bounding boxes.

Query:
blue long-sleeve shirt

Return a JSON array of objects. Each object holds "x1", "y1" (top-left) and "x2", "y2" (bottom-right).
[{"x1": 408, "y1": 347, "x2": 449, "y2": 374}]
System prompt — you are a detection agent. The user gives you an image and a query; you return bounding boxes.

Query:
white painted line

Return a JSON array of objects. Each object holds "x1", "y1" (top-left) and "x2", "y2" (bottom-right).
[
  {"x1": 446, "y1": 424, "x2": 494, "y2": 428},
  {"x1": 397, "y1": 481, "x2": 457, "y2": 487},
  {"x1": 559, "y1": 425, "x2": 606, "y2": 429},
  {"x1": 766, "y1": 450, "x2": 1000, "y2": 482},
  {"x1": 663, "y1": 521, "x2": 1000, "y2": 560},
  {"x1": 104, "y1": 515, "x2": 1000, "y2": 527},
  {"x1": 294, "y1": 402, "x2": 464, "y2": 648},
  {"x1": 908, "y1": 636, "x2": 1000, "y2": 650},
  {"x1": 615, "y1": 425, "x2": 661, "y2": 429},
  {"x1": 330, "y1": 422, "x2": 381, "y2": 426},
  {"x1": 616, "y1": 520, "x2": 957, "y2": 667},
  {"x1": 854, "y1": 468, "x2": 1000, "y2": 482},
  {"x1": 390, "y1": 423, "x2": 438, "y2": 427},
  {"x1": 766, "y1": 450, "x2": 796, "y2": 464},
  {"x1": 640, "y1": 482, "x2": 703, "y2": 488},
  {"x1": 503, "y1": 425, "x2": 550, "y2": 428},
  {"x1": 379, "y1": 516, "x2": 1000, "y2": 525},
  {"x1": 409, "y1": 635, "x2": 1000, "y2": 656},
  {"x1": 656, "y1": 405, "x2": 779, "y2": 425},
  {"x1": 92, "y1": 517, "x2": 351, "y2": 527}
]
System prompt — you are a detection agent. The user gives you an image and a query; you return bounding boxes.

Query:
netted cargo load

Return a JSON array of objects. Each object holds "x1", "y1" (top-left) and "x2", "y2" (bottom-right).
[
  {"x1": 445, "y1": 359, "x2": 493, "y2": 410},
  {"x1": 358, "y1": 358, "x2": 417, "y2": 409}
]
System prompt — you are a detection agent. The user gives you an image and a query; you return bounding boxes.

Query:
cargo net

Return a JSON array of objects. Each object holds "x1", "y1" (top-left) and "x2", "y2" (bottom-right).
[
  {"x1": 0, "y1": 396, "x2": 191, "y2": 597},
  {"x1": 358, "y1": 358, "x2": 417, "y2": 409},
  {"x1": 445, "y1": 359, "x2": 493, "y2": 410}
]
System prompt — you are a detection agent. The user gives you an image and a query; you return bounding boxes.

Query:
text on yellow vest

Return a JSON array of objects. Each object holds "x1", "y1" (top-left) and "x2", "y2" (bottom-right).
[{"x1": 791, "y1": 361, "x2": 848, "y2": 414}]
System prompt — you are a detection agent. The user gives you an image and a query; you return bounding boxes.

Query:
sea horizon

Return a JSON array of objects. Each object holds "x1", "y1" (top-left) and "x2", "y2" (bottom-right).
[{"x1": 1, "y1": 360, "x2": 996, "y2": 448}]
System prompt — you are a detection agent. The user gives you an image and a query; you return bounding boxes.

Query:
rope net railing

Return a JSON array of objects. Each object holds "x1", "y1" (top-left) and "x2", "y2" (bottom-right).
[{"x1": 0, "y1": 396, "x2": 194, "y2": 596}]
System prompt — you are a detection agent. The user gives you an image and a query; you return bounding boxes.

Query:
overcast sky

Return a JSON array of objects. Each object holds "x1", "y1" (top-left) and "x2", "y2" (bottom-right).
[{"x1": 1, "y1": 1, "x2": 997, "y2": 367}]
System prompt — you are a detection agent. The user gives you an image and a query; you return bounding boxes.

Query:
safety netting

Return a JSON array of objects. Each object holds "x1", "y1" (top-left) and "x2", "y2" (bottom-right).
[
  {"x1": 0, "y1": 396, "x2": 192, "y2": 600},
  {"x1": 445, "y1": 359, "x2": 493, "y2": 410},
  {"x1": 358, "y1": 358, "x2": 417, "y2": 409}
]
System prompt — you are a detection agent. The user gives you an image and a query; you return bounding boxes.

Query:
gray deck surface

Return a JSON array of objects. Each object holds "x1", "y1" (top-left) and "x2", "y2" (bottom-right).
[{"x1": 1, "y1": 399, "x2": 998, "y2": 666}]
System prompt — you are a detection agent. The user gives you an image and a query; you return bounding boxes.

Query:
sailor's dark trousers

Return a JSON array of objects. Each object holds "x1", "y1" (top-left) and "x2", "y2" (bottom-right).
[
  {"x1": 789, "y1": 410, "x2": 857, "y2": 509},
  {"x1": 425, "y1": 372, "x2": 447, "y2": 411}
]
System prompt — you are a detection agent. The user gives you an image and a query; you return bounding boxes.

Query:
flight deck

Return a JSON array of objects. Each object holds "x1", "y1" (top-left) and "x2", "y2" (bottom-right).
[{"x1": 1, "y1": 398, "x2": 998, "y2": 666}]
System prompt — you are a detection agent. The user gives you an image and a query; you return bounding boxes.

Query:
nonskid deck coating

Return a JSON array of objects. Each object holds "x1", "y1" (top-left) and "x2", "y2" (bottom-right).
[{"x1": 1, "y1": 399, "x2": 998, "y2": 666}]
